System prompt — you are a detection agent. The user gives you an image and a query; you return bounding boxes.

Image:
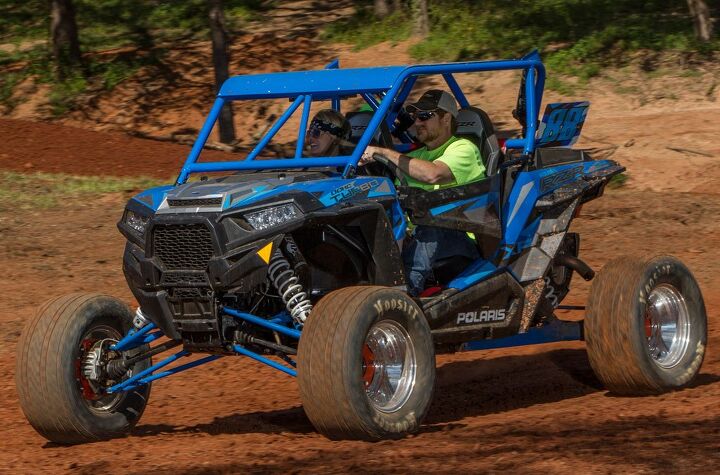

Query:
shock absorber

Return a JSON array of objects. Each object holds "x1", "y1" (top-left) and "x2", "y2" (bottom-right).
[{"x1": 268, "y1": 243, "x2": 312, "y2": 324}]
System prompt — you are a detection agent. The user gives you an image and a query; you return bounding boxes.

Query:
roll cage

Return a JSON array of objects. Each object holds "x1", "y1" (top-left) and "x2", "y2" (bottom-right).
[{"x1": 176, "y1": 50, "x2": 546, "y2": 185}]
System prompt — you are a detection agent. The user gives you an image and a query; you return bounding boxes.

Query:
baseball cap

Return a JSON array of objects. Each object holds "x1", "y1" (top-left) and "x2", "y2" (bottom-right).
[{"x1": 406, "y1": 89, "x2": 458, "y2": 118}]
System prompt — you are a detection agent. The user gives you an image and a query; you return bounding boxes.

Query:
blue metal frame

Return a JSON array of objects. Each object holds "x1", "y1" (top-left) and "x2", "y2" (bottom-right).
[
  {"x1": 222, "y1": 307, "x2": 302, "y2": 339},
  {"x1": 461, "y1": 319, "x2": 583, "y2": 351},
  {"x1": 175, "y1": 54, "x2": 547, "y2": 184},
  {"x1": 105, "y1": 307, "x2": 302, "y2": 394},
  {"x1": 105, "y1": 312, "x2": 582, "y2": 393},
  {"x1": 110, "y1": 322, "x2": 160, "y2": 351}
]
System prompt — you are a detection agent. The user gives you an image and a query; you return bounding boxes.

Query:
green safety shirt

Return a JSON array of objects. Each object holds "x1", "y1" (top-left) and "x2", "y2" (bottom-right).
[{"x1": 403, "y1": 136, "x2": 485, "y2": 191}]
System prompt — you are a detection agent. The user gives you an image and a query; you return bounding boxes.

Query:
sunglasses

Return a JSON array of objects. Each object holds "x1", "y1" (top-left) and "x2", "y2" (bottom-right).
[
  {"x1": 308, "y1": 119, "x2": 344, "y2": 139},
  {"x1": 410, "y1": 110, "x2": 438, "y2": 122},
  {"x1": 308, "y1": 126, "x2": 323, "y2": 138}
]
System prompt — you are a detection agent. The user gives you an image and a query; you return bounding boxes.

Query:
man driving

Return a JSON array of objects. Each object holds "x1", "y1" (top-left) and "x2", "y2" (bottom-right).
[{"x1": 360, "y1": 89, "x2": 486, "y2": 296}]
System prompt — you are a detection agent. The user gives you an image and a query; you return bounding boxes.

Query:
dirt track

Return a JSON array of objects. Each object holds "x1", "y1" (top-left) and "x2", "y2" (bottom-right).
[
  {"x1": 2, "y1": 0, "x2": 720, "y2": 468},
  {"x1": 1, "y1": 114, "x2": 720, "y2": 473}
]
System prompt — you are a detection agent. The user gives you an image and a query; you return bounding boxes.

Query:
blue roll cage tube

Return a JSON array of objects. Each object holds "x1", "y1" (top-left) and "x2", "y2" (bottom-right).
[
  {"x1": 107, "y1": 52, "x2": 581, "y2": 393},
  {"x1": 175, "y1": 51, "x2": 545, "y2": 184}
]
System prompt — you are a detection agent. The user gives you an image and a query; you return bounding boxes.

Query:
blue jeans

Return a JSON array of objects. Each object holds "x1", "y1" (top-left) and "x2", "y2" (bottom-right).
[{"x1": 402, "y1": 225, "x2": 480, "y2": 296}]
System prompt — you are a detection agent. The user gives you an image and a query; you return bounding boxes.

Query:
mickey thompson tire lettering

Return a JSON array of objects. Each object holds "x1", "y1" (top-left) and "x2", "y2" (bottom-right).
[
  {"x1": 584, "y1": 255, "x2": 707, "y2": 395},
  {"x1": 297, "y1": 286, "x2": 435, "y2": 440}
]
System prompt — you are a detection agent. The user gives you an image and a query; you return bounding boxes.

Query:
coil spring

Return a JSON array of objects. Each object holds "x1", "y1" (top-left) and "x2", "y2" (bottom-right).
[{"x1": 268, "y1": 249, "x2": 312, "y2": 324}]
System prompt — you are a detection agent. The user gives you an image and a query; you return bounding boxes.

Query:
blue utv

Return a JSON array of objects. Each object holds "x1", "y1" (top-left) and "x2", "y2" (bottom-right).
[{"x1": 16, "y1": 51, "x2": 707, "y2": 443}]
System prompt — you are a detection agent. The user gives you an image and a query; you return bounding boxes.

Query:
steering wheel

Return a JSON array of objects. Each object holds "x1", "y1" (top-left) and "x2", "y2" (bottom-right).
[{"x1": 369, "y1": 152, "x2": 407, "y2": 186}]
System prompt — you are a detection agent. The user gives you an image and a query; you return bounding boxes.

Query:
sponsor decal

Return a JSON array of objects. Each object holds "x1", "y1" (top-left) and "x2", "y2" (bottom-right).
[
  {"x1": 540, "y1": 165, "x2": 583, "y2": 193},
  {"x1": 457, "y1": 308, "x2": 506, "y2": 324},
  {"x1": 324, "y1": 179, "x2": 379, "y2": 204}
]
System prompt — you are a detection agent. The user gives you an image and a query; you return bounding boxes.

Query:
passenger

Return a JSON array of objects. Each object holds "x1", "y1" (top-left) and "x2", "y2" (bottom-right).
[
  {"x1": 305, "y1": 109, "x2": 350, "y2": 157},
  {"x1": 359, "y1": 89, "x2": 486, "y2": 296}
]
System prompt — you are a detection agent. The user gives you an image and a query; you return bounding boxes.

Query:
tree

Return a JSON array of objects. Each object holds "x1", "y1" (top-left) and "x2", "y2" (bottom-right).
[
  {"x1": 374, "y1": 0, "x2": 390, "y2": 18},
  {"x1": 208, "y1": 0, "x2": 236, "y2": 144},
  {"x1": 687, "y1": 0, "x2": 714, "y2": 42},
  {"x1": 50, "y1": 0, "x2": 83, "y2": 79},
  {"x1": 411, "y1": 0, "x2": 429, "y2": 38}
]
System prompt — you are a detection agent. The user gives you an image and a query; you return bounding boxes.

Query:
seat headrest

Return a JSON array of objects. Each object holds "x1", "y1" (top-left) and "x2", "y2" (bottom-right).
[
  {"x1": 455, "y1": 107, "x2": 501, "y2": 176},
  {"x1": 456, "y1": 107, "x2": 495, "y2": 140},
  {"x1": 346, "y1": 111, "x2": 393, "y2": 147}
]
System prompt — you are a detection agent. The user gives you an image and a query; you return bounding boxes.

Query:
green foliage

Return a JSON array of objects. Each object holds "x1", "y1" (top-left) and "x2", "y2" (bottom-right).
[
  {"x1": 48, "y1": 74, "x2": 88, "y2": 116},
  {"x1": 0, "y1": 0, "x2": 48, "y2": 41},
  {"x1": 545, "y1": 76, "x2": 578, "y2": 95},
  {"x1": 608, "y1": 172, "x2": 629, "y2": 188},
  {"x1": 0, "y1": 171, "x2": 166, "y2": 211},
  {"x1": 0, "y1": 72, "x2": 22, "y2": 110},
  {"x1": 324, "y1": 0, "x2": 719, "y2": 77},
  {"x1": 321, "y1": 8, "x2": 411, "y2": 50},
  {"x1": 0, "y1": 0, "x2": 269, "y2": 116}
]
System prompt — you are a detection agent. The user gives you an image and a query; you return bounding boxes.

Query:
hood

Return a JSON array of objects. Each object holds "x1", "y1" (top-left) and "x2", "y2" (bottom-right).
[{"x1": 131, "y1": 171, "x2": 395, "y2": 214}]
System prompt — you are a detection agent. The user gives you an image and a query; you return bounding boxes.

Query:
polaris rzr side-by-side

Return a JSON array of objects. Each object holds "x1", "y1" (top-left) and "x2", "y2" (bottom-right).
[{"x1": 16, "y1": 51, "x2": 707, "y2": 443}]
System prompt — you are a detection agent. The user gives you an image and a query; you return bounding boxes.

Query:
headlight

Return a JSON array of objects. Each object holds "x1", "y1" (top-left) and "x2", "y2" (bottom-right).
[
  {"x1": 125, "y1": 209, "x2": 150, "y2": 234},
  {"x1": 244, "y1": 203, "x2": 300, "y2": 230}
]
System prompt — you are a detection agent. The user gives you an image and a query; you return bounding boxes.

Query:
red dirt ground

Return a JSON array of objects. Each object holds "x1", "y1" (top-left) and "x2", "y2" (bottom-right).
[
  {"x1": 1, "y1": 116, "x2": 719, "y2": 474},
  {"x1": 1, "y1": 0, "x2": 720, "y2": 466}
]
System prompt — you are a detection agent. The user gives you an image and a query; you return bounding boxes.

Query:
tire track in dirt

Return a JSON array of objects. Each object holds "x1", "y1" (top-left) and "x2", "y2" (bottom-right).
[{"x1": 0, "y1": 123, "x2": 719, "y2": 472}]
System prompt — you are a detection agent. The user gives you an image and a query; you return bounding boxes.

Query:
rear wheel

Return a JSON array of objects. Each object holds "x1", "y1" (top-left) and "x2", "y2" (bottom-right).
[
  {"x1": 585, "y1": 255, "x2": 706, "y2": 395},
  {"x1": 15, "y1": 293, "x2": 151, "y2": 444},
  {"x1": 298, "y1": 286, "x2": 435, "y2": 440}
]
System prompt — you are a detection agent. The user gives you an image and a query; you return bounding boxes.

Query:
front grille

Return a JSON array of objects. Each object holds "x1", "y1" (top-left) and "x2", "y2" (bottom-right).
[
  {"x1": 171, "y1": 287, "x2": 204, "y2": 299},
  {"x1": 152, "y1": 224, "x2": 214, "y2": 270},
  {"x1": 168, "y1": 198, "x2": 222, "y2": 207},
  {"x1": 161, "y1": 271, "x2": 209, "y2": 286}
]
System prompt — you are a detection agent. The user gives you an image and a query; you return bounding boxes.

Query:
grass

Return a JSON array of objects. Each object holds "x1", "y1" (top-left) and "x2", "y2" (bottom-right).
[
  {"x1": 545, "y1": 76, "x2": 579, "y2": 95},
  {"x1": 0, "y1": 72, "x2": 23, "y2": 111},
  {"x1": 0, "y1": 0, "x2": 269, "y2": 115},
  {"x1": 323, "y1": 0, "x2": 719, "y2": 80},
  {"x1": 0, "y1": 171, "x2": 167, "y2": 211},
  {"x1": 608, "y1": 172, "x2": 629, "y2": 188},
  {"x1": 321, "y1": 8, "x2": 410, "y2": 50}
]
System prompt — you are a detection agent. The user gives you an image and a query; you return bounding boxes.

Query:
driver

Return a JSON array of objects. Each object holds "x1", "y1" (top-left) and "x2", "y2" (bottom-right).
[
  {"x1": 306, "y1": 109, "x2": 350, "y2": 157},
  {"x1": 359, "y1": 89, "x2": 486, "y2": 296}
]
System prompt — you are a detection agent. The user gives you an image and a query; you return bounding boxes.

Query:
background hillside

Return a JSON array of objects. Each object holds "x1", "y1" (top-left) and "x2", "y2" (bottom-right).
[{"x1": 0, "y1": 0, "x2": 718, "y2": 191}]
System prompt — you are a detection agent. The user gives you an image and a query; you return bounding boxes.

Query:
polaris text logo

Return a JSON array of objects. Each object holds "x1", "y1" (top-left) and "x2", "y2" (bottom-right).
[{"x1": 457, "y1": 308, "x2": 506, "y2": 324}]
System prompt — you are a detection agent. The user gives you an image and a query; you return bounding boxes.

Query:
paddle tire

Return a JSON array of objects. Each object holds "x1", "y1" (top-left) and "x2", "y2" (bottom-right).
[
  {"x1": 297, "y1": 286, "x2": 435, "y2": 440},
  {"x1": 15, "y1": 293, "x2": 151, "y2": 444},
  {"x1": 585, "y1": 255, "x2": 707, "y2": 395}
]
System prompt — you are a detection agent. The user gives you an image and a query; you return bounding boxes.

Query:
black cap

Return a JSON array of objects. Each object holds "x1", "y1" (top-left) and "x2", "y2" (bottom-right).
[{"x1": 406, "y1": 89, "x2": 458, "y2": 118}]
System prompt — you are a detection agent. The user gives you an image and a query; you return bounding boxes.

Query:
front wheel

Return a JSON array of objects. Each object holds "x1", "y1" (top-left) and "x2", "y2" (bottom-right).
[
  {"x1": 585, "y1": 255, "x2": 707, "y2": 395},
  {"x1": 15, "y1": 293, "x2": 151, "y2": 444},
  {"x1": 297, "y1": 286, "x2": 435, "y2": 440}
]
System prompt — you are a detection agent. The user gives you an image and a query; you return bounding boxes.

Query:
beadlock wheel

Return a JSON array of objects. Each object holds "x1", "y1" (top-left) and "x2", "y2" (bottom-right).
[
  {"x1": 585, "y1": 255, "x2": 706, "y2": 395},
  {"x1": 298, "y1": 286, "x2": 435, "y2": 440},
  {"x1": 644, "y1": 284, "x2": 692, "y2": 369},
  {"x1": 363, "y1": 320, "x2": 417, "y2": 413}
]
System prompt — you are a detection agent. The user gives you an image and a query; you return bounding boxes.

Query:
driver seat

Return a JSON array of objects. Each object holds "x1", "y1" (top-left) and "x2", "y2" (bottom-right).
[{"x1": 455, "y1": 107, "x2": 502, "y2": 176}]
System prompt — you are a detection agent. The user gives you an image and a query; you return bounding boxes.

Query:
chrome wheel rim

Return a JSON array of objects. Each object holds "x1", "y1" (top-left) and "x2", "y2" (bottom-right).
[
  {"x1": 77, "y1": 324, "x2": 127, "y2": 413},
  {"x1": 362, "y1": 320, "x2": 417, "y2": 413},
  {"x1": 645, "y1": 284, "x2": 691, "y2": 369}
]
